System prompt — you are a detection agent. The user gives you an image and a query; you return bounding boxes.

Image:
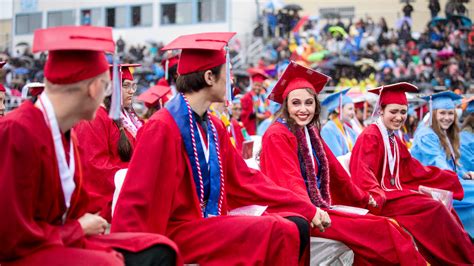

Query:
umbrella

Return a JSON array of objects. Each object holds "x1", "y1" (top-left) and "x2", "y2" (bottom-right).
[
  {"x1": 449, "y1": 15, "x2": 472, "y2": 27},
  {"x1": 307, "y1": 50, "x2": 330, "y2": 63},
  {"x1": 429, "y1": 17, "x2": 448, "y2": 27},
  {"x1": 15, "y1": 42, "x2": 29, "y2": 47},
  {"x1": 420, "y1": 48, "x2": 438, "y2": 58},
  {"x1": 355, "y1": 58, "x2": 375, "y2": 67},
  {"x1": 331, "y1": 57, "x2": 354, "y2": 67},
  {"x1": 328, "y1": 26, "x2": 347, "y2": 37},
  {"x1": 437, "y1": 50, "x2": 455, "y2": 58},
  {"x1": 283, "y1": 3, "x2": 302, "y2": 11},
  {"x1": 14, "y1": 67, "x2": 30, "y2": 75},
  {"x1": 378, "y1": 60, "x2": 396, "y2": 69}
]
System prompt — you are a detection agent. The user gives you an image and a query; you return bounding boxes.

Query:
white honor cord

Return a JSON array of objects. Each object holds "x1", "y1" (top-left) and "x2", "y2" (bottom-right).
[
  {"x1": 304, "y1": 126, "x2": 317, "y2": 172},
  {"x1": 37, "y1": 93, "x2": 76, "y2": 209},
  {"x1": 196, "y1": 122, "x2": 210, "y2": 168},
  {"x1": 375, "y1": 118, "x2": 402, "y2": 191}
]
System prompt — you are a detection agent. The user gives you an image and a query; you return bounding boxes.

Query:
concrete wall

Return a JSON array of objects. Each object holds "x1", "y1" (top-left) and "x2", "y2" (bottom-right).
[{"x1": 10, "y1": 0, "x2": 260, "y2": 53}]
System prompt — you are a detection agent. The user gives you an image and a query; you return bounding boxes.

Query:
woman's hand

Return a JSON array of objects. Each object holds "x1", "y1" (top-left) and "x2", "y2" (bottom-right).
[
  {"x1": 463, "y1": 172, "x2": 474, "y2": 180},
  {"x1": 78, "y1": 213, "x2": 108, "y2": 236},
  {"x1": 368, "y1": 194, "x2": 378, "y2": 208},
  {"x1": 311, "y1": 208, "x2": 332, "y2": 232}
]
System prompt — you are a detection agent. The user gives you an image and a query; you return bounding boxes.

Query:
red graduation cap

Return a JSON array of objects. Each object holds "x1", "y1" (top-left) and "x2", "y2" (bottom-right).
[
  {"x1": 137, "y1": 85, "x2": 171, "y2": 108},
  {"x1": 23, "y1": 82, "x2": 45, "y2": 97},
  {"x1": 161, "y1": 53, "x2": 180, "y2": 69},
  {"x1": 248, "y1": 68, "x2": 269, "y2": 83},
  {"x1": 157, "y1": 77, "x2": 170, "y2": 86},
  {"x1": 368, "y1": 82, "x2": 418, "y2": 106},
  {"x1": 161, "y1": 32, "x2": 236, "y2": 75},
  {"x1": 33, "y1": 26, "x2": 114, "y2": 85},
  {"x1": 161, "y1": 53, "x2": 180, "y2": 80},
  {"x1": 109, "y1": 63, "x2": 141, "y2": 81},
  {"x1": 268, "y1": 61, "x2": 331, "y2": 104}
]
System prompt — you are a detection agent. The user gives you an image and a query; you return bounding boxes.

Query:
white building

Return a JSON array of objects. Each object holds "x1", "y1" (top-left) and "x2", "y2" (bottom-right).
[{"x1": 9, "y1": 0, "x2": 264, "y2": 51}]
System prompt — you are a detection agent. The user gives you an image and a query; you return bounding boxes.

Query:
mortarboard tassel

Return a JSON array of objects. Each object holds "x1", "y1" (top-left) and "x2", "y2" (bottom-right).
[
  {"x1": 338, "y1": 92, "x2": 343, "y2": 121},
  {"x1": 164, "y1": 58, "x2": 169, "y2": 81},
  {"x1": 225, "y1": 45, "x2": 232, "y2": 106},
  {"x1": 109, "y1": 54, "x2": 122, "y2": 120},
  {"x1": 371, "y1": 86, "x2": 384, "y2": 118},
  {"x1": 428, "y1": 95, "x2": 433, "y2": 127}
]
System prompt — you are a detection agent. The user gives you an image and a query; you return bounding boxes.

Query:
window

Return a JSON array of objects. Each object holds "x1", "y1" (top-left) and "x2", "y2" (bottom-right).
[
  {"x1": 161, "y1": 1, "x2": 193, "y2": 25},
  {"x1": 15, "y1": 13, "x2": 42, "y2": 35},
  {"x1": 198, "y1": 0, "x2": 225, "y2": 23},
  {"x1": 47, "y1": 10, "x2": 75, "y2": 27},
  {"x1": 131, "y1": 4, "x2": 153, "y2": 27},
  {"x1": 319, "y1": 7, "x2": 355, "y2": 19},
  {"x1": 161, "y1": 0, "x2": 226, "y2": 25},
  {"x1": 81, "y1": 8, "x2": 101, "y2": 26},
  {"x1": 106, "y1": 6, "x2": 128, "y2": 28}
]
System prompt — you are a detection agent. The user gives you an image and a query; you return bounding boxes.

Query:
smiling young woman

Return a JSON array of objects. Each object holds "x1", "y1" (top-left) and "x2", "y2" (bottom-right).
[
  {"x1": 349, "y1": 83, "x2": 474, "y2": 265},
  {"x1": 412, "y1": 91, "x2": 474, "y2": 237},
  {"x1": 260, "y1": 63, "x2": 427, "y2": 265}
]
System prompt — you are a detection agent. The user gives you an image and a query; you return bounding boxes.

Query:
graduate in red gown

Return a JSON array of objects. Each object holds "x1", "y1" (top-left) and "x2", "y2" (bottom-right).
[
  {"x1": 112, "y1": 32, "x2": 331, "y2": 265},
  {"x1": 228, "y1": 96, "x2": 248, "y2": 154},
  {"x1": 138, "y1": 84, "x2": 171, "y2": 121},
  {"x1": 260, "y1": 62, "x2": 426, "y2": 265},
  {"x1": 74, "y1": 64, "x2": 143, "y2": 222},
  {"x1": 240, "y1": 68, "x2": 271, "y2": 135},
  {"x1": 0, "y1": 26, "x2": 179, "y2": 266},
  {"x1": 350, "y1": 82, "x2": 474, "y2": 265},
  {"x1": 0, "y1": 61, "x2": 6, "y2": 117}
]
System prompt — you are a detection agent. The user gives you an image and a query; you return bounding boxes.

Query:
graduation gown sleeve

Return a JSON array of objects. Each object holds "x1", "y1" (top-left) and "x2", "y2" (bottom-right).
[
  {"x1": 0, "y1": 112, "x2": 85, "y2": 260},
  {"x1": 111, "y1": 114, "x2": 180, "y2": 235},
  {"x1": 411, "y1": 126, "x2": 467, "y2": 178},
  {"x1": 213, "y1": 117, "x2": 317, "y2": 220},
  {"x1": 321, "y1": 121, "x2": 345, "y2": 157},
  {"x1": 260, "y1": 123, "x2": 369, "y2": 208},
  {"x1": 74, "y1": 107, "x2": 128, "y2": 221},
  {"x1": 240, "y1": 92, "x2": 257, "y2": 135},
  {"x1": 230, "y1": 118, "x2": 245, "y2": 153},
  {"x1": 260, "y1": 124, "x2": 314, "y2": 203},
  {"x1": 460, "y1": 131, "x2": 474, "y2": 172}
]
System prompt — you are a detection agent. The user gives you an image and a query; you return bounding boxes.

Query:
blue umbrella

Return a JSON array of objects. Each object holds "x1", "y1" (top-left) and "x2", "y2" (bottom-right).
[
  {"x1": 14, "y1": 67, "x2": 30, "y2": 75},
  {"x1": 449, "y1": 15, "x2": 472, "y2": 27},
  {"x1": 429, "y1": 17, "x2": 448, "y2": 27}
]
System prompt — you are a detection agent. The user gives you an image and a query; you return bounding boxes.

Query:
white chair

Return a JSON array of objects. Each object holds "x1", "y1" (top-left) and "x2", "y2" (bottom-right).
[
  {"x1": 310, "y1": 237, "x2": 354, "y2": 266},
  {"x1": 111, "y1": 168, "x2": 128, "y2": 218},
  {"x1": 336, "y1": 152, "x2": 352, "y2": 176}
]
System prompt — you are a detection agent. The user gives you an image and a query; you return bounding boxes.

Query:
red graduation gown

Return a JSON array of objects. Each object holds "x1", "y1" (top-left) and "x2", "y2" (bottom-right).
[
  {"x1": 230, "y1": 118, "x2": 245, "y2": 153},
  {"x1": 74, "y1": 107, "x2": 134, "y2": 222},
  {"x1": 240, "y1": 92, "x2": 258, "y2": 135},
  {"x1": 111, "y1": 109, "x2": 318, "y2": 265},
  {"x1": 0, "y1": 102, "x2": 180, "y2": 265},
  {"x1": 350, "y1": 124, "x2": 474, "y2": 265},
  {"x1": 260, "y1": 122, "x2": 426, "y2": 266}
]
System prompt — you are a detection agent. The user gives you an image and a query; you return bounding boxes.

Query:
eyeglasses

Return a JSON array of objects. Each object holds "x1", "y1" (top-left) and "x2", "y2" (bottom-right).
[{"x1": 122, "y1": 82, "x2": 138, "y2": 92}]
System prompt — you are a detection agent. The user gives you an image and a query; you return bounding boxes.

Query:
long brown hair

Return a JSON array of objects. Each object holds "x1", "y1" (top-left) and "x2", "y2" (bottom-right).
[
  {"x1": 431, "y1": 110, "x2": 460, "y2": 161},
  {"x1": 274, "y1": 88, "x2": 322, "y2": 130},
  {"x1": 103, "y1": 96, "x2": 133, "y2": 162}
]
